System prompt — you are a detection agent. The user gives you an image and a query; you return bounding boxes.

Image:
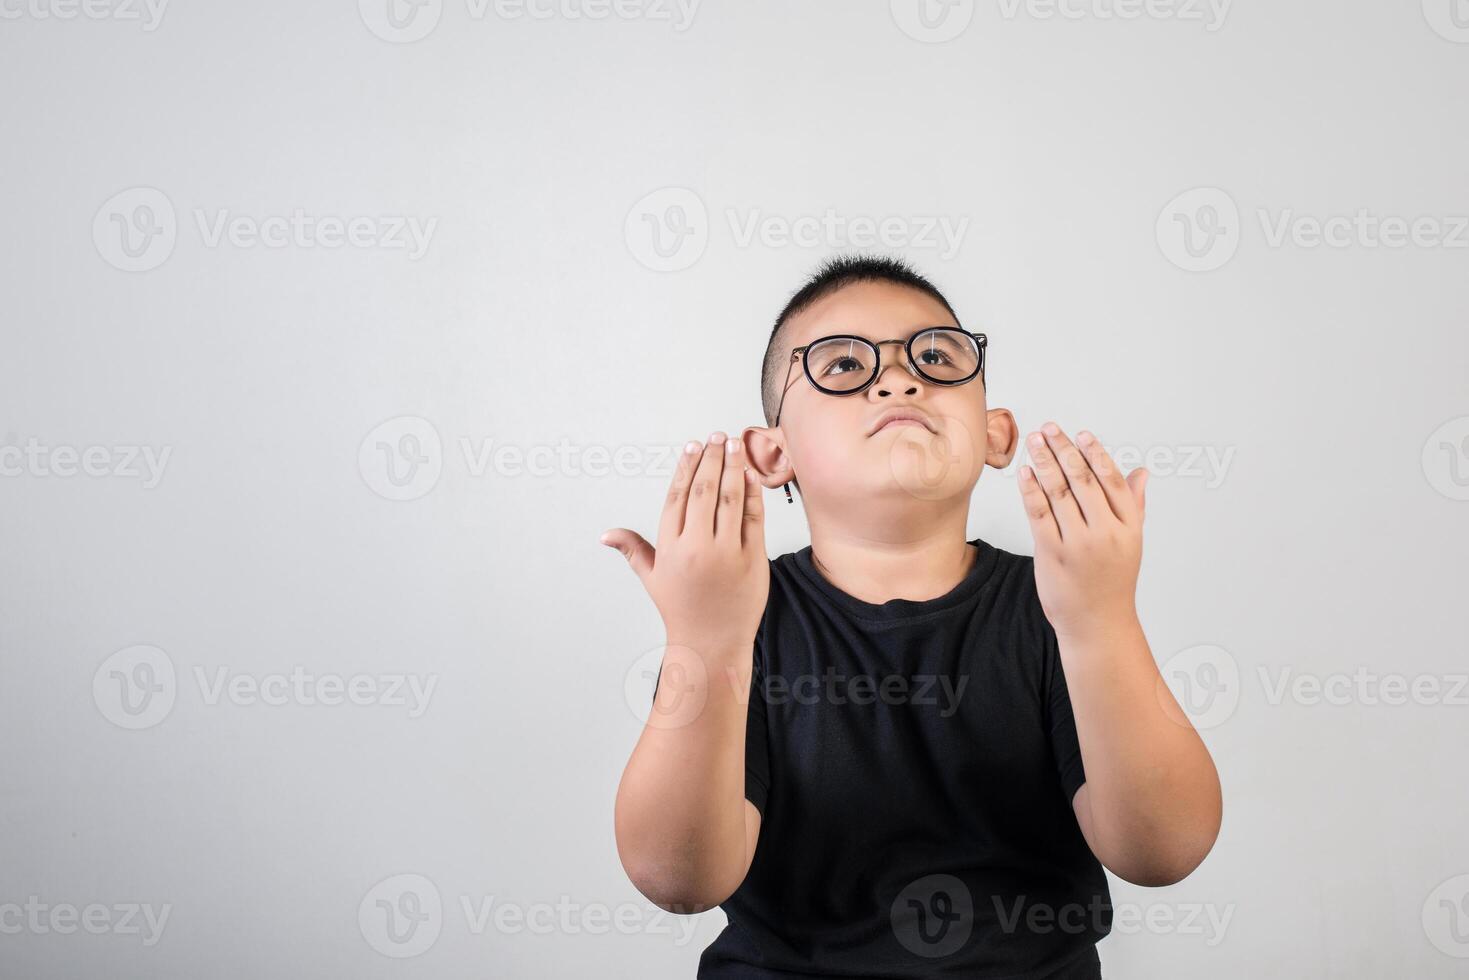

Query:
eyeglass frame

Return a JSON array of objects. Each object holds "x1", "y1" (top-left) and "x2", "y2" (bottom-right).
[{"x1": 773, "y1": 326, "x2": 988, "y2": 427}]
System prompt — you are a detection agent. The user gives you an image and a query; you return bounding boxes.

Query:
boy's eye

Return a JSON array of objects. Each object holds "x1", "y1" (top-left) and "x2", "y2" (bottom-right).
[
  {"x1": 822, "y1": 356, "x2": 867, "y2": 376},
  {"x1": 916, "y1": 349, "x2": 952, "y2": 367}
]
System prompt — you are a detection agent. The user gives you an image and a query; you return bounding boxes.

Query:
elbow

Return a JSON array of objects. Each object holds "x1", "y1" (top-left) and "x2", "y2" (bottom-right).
[
  {"x1": 1111, "y1": 857, "x2": 1202, "y2": 888},
  {"x1": 1108, "y1": 813, "x2": 1223, "y2": 887},
  {"x1": 623, "y1": 864, "x2": 737, "y2": 915}
]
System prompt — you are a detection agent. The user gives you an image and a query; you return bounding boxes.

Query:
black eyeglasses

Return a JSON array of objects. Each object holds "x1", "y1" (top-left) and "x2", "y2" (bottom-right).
[{"x1": 772, "y1": 326, "x2": 988, "y2": 502}]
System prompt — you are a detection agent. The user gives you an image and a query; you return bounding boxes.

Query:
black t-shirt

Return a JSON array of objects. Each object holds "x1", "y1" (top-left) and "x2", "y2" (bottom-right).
[{"x1": 696, "y1": 536, "x2": 1112, "y2": 979}]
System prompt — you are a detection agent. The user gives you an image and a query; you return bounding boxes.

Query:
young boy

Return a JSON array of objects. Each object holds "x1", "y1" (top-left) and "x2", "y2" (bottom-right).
[{"x1": 604, "y1": 256, "x2": 1222, "y2": 978}]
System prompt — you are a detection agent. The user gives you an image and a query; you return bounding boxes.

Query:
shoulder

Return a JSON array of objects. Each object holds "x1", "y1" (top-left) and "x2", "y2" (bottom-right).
[
  {"x1": 977, "y1": 544, "x2": 1054, "y2": 644},
  {"x1": 981, "y1": 543, "x2": 1040, "y2": 603}
]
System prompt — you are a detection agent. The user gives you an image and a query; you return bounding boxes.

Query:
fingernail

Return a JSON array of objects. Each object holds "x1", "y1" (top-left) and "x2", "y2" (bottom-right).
[
  {"x1": 1043, "y1": 422, "x2": 1060, "y2": 436},
  {"x1": 726, "y1": 438, "x2": 738, "y2": 453},
  {"x1": 709, "y1": 431, "x2": 726, "y2": 443},
  {"x1": 1029, "y1": 433, "x2": 1045, "y2": 448},
  {"x1": 1077, "y1": 431, "x2": 1094, "y2": 445},
  {"x1": 685, "y1": 440, "x2": 700, "y2": 454}
]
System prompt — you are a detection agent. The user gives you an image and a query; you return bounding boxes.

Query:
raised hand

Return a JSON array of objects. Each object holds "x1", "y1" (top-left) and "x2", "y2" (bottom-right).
[
  {"x1": 601, "y1": 431, "x2": 770, "y2": 653},
  {"x1": 1018, "y1": 422, "x2": 1149, "y2": 640}
]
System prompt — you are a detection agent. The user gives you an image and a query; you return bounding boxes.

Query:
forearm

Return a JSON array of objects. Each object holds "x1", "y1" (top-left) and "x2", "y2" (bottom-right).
[
  {"x1": 614, "y1": 641, "x2": 754, "y2": 911},
  {"x1": 1059, "y1": 614, "x2": 1222, "y2": 886}
]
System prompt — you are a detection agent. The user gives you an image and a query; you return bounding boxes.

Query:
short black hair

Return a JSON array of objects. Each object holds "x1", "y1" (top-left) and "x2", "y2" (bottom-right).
[{"x1": 760, "y1": 254, "x2": 961, "y2": 427}]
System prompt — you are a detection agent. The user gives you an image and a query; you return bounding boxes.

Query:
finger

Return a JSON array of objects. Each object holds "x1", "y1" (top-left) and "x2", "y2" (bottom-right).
[
  {"x1": 658, "y1": 439, "x2": 703, "y2": 543},
  {"x1": 1041, "y1": 423, "x2": 1111, "y2": 526},
  {"x1": 714, "y1": 435, "x2": 746, "y2": 545},
  {"x1": 741, "y1": 463, "x2": 766, "y2": 552},
  {"x1": 1075, "y1": 430, "x2": 1138, "y2": 525},
  {"x1": 600, "y1": 528, "x2": 654, "y2": 581},
  {"x1": 1018, "y1": 464, "x2": 1061, "y2": 548},
  {"x1": 682, "y1": 431, "x2": 729, "y2": 538},
  {"x1": 1127, "y1": 468, "x2": 1149, "y2": 519},
  {"x1": 1026, "y1": 429, "x2": 1084, "y2": 538}
]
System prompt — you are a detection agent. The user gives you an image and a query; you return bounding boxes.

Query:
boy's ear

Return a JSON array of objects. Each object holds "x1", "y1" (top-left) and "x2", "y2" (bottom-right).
[
  {"x1": 741, "y1": 426, "x2": 794, "y2": 488},
  {"x1": 984, "y1": 408, "x2": 1020, "y2": 469}
]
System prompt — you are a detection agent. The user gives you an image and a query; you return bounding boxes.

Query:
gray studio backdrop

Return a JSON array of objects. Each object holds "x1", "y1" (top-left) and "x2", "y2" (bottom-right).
[{"x1": 2, "y1": 1, "x2": 1467, "y2": 977}]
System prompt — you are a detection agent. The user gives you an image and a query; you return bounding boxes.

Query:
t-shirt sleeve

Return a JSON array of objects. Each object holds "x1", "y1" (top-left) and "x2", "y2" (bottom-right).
[
  {"x1": 648, "y1": 636, "x2": 770, "y2": 816},
  {"x1": 1037, "y1": 586, "x2": 1088, "y2": 803},
  {"x1": 744, "y1": 632, "x2": 771, "y2": 816}
]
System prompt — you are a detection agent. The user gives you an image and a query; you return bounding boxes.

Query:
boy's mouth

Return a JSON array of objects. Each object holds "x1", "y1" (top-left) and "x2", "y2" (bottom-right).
[{"x1": 868, "y1": 408, "x2": 937, "y2": 436}]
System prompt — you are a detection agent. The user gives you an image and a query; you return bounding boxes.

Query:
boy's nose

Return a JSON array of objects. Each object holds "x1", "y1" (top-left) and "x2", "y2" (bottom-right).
[{"x1": 871, "y1": 353, "x2": 924, "y2": 397}]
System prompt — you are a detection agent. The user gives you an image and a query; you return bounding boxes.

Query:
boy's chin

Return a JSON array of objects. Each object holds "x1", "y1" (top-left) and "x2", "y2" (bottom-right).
[{"x1": 869, "y1": 426, "x2": 984, "y2": 503}]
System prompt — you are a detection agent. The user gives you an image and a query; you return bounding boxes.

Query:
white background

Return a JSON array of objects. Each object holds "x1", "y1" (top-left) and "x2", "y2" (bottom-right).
[{"x1": 1, "y1": 1, "x2": 1467, "y2": 977}]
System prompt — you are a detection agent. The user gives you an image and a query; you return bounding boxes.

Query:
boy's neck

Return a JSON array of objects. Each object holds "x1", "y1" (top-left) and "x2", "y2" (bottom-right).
[{"x1": 806, "y1": 521, "x2": 978, "y2": 606}]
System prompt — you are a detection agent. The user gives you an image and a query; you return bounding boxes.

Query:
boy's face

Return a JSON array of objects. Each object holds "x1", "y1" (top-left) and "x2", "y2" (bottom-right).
[{"x1": 751, "y1": 280, "x2": 1018, "y2": 508}]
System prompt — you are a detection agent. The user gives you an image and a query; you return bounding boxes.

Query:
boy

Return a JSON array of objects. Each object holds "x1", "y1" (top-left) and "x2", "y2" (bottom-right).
[{"x1": 604, "y1": 256, "x2": 1222, "y2": 978}]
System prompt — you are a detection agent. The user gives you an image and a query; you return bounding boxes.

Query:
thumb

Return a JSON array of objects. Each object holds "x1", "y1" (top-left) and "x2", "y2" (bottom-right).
[
  {"x1": 600, "y1": 528, "x2": 655, "y2": 581},
  {"x1": 1126, "y1": 468, "x2": 1149, "y2": 517}
]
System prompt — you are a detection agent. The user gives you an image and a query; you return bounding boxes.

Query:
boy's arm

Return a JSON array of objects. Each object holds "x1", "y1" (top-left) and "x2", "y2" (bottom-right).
[
  {"x1": 1019, "y1": 423, "x2": 1223, "y2": 887},
  {"x1": 603, "y1": 432, "x2": 770, "y2": 913},
  {"x1": 616, "y1": 646, "x2": 763, "y2": 913}
]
